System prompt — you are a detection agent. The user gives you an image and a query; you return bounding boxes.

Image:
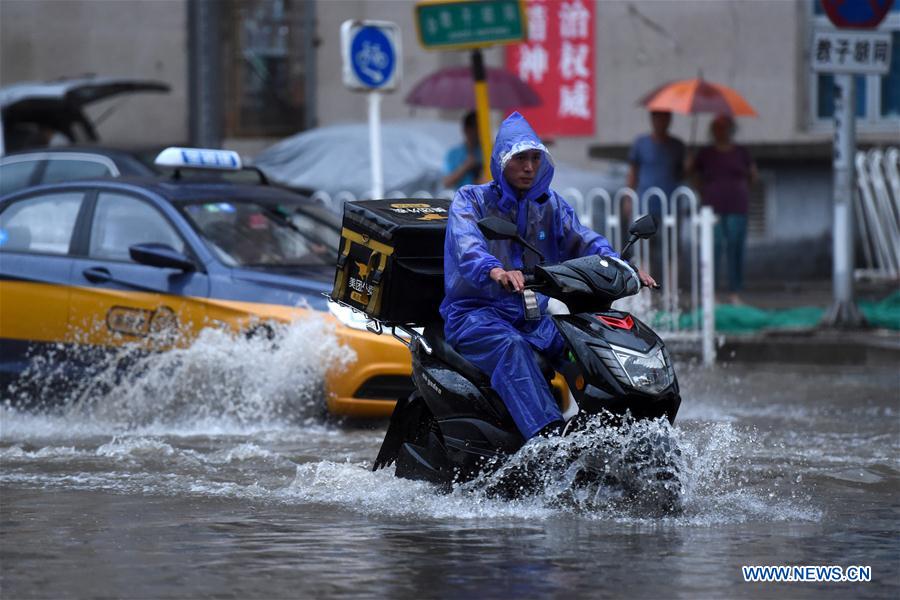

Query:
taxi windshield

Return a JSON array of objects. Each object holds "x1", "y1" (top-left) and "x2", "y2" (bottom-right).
[{"x1": 183, "y1": 200, "x2": 339, "y2": 268}]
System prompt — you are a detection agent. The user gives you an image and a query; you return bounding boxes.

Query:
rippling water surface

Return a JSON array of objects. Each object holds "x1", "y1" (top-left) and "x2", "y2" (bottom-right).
[{"x1": 1, "y1": 320, "x2": 898, "y2": 599}]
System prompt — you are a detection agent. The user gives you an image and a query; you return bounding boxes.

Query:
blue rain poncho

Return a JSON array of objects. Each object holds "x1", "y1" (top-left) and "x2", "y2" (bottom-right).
[{"x1": 439, "y1": 112, "x2": 618, "y2": 439}]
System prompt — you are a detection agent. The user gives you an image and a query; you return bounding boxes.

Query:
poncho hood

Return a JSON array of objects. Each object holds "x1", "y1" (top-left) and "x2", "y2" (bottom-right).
[{"x1": 489, "y1": 112, "x2": 554, "y2": 212}]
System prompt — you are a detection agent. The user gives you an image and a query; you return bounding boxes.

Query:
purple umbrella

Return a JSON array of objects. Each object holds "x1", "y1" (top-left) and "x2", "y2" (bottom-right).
[{"x1": 405, "y1": 66, "x2": 541, "y2": 110}]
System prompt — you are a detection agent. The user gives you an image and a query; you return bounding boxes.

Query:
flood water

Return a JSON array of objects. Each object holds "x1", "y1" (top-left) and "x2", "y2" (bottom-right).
[{"x1": 1, "y1": 321, "x2": 898, "y2": 599}]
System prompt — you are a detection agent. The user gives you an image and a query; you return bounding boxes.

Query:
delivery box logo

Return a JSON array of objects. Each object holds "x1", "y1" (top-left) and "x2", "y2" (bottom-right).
[{"x1": 350, "y1": 261, "x2": 374, "y2": 304}]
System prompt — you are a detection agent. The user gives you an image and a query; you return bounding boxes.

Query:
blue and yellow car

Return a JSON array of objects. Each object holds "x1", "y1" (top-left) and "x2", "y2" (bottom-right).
[{"x1": 0, "y1": 148, "x2": 412, "y2": 417}]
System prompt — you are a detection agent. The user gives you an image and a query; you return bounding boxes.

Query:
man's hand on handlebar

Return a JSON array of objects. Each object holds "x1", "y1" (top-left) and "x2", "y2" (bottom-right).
[
  {"x1": 490, "y1": 267, "x2": 525, "y2": 293},
  {"x1": 638, "y1": 268, "x2": 659, "y2": 289}
]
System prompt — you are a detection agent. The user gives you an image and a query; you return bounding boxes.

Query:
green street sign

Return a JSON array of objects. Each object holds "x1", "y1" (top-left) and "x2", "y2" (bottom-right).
[{"x1": 415, "y1": 0, "x2": 526, "y2": 50}]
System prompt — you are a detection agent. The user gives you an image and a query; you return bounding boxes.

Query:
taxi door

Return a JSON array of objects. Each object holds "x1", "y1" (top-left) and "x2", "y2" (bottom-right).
[
  {"x1": 68, "y1": 190, "x2": 211, "y2": 349},
  {"x1": 0, "y1": 189, "x2": 87, "y2": 381}
]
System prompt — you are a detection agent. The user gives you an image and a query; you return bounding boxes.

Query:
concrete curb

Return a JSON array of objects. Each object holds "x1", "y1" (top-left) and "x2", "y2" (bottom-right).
[
  {"x1": 667, "y1": 329, "x2": 900, "y2": 366},
  {"x1": 718, "y1": 329, "x2": 900, "y2": 366}
]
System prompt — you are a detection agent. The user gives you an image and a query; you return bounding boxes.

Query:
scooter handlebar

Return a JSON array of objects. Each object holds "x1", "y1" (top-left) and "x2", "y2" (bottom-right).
[
  {"x1": 639, "y1": 273, "x2": 661, "y2": 290},
  {"x1": 628, "y1": 261, "x2": 660, "y2": 290}
]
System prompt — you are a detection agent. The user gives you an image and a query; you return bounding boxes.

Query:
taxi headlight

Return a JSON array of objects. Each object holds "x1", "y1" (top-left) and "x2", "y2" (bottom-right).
[
  {"x1": 327, "y1": 301, "x2": 371, "y2": 331},
  {"x1": 609, "y1": 343, "x2": 672, "y2": 395}
]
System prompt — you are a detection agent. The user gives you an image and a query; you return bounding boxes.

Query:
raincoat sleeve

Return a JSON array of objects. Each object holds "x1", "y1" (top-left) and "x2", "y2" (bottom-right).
[
  {"x1": 555, "y1": 194, "x2": 619, "y2": 260},
  {"x1": 446, "y1": 190, "x2": 504, "y2": 288}
]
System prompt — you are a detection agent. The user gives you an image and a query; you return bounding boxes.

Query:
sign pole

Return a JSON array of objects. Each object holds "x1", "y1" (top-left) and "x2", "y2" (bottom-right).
[
  {"x1": 341, "y1": 20, "x2": 400, "y2": 199},
  {"x1": 823, "y1": 73, "x2": 866, "y2": 327},
  {"x1": 471, "y1": 49, "x2": 493, "y2": 182},
  {"x1": 368, "y1": 91, "x2": 384, "y2": 198},
  {"x1": 815, "y1": 0, "x2": 893, "y2": 327}
]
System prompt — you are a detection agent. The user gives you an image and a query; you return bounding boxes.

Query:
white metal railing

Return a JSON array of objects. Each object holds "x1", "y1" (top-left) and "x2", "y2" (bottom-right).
[
  {"x1": 855, "y1": 147, "x2": 900, "y2": 281},
  {"x1": 561, "y1": 186, "x2": 710, "y2": 332},
  {"x1": 315, "y1": 185, "x2": 717, "y2": 364},
  {"x1": 545, "y1": 186, "x2": 716, "y2": 364},
  {"x1": 699, "y1": 205, "x2": 717, "y2": 365}
]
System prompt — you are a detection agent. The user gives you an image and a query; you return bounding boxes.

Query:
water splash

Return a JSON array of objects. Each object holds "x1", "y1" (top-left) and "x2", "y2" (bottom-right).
[
  {"x1": 460, "y1": 416, "x2": 684, "y2": 517},
  {"x1": 0, "y1": 415, "x2": 820, "y2": 525},
  {"x1": 276, "y1": 418, "x2": 819, "y2": 525},
  {"x1": 1, "y1": 316, "x2": 355, "y2": 439},
  {"x1": 0, "y1": 324, "x2": 825, "y2": 525}
]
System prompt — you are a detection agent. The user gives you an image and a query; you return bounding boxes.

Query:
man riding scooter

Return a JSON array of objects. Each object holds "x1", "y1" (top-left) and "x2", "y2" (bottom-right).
[{"x1": 440, "y1": 112, "x2": 657, "y2": 441}]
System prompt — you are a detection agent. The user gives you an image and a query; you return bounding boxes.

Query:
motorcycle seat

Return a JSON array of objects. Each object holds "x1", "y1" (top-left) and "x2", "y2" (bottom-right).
[{"x1": 422, "y1": 323, "x2": 556, "y2": 387}]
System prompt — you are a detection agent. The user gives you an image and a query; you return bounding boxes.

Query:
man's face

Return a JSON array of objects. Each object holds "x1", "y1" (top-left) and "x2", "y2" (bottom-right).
[
  {"x1": 503, "y1": 150, "x2": 542, "y2": 192},
  {"x1": 651, "y1": 111, "x2": 672, "y2": 135}
]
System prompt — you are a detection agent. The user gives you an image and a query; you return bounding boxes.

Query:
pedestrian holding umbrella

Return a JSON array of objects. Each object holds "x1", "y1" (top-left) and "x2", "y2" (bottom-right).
[
  {"x1": 638, "y1": 75, "x2": 757, "y2": 146},
  {"x1": 639, "y1": 76, "x2": 759, "y2": 307}
]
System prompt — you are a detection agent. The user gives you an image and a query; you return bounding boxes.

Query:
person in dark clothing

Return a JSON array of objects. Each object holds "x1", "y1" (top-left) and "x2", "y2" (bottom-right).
[
  {"x1": 441, "y1": 112, "x2": 655, "y2": 439},
  {"x1": 689, "y1": 114, "x2": 758, "y2": 305}
]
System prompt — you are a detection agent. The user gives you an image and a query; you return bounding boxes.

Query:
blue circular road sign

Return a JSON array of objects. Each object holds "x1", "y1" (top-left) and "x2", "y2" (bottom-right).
[
  {"x1": 350, "y1": 26, "x2": 396, "y2": 89},
  {"x1": 822, "y1": 0, "x2": 894, "y2": 29}
]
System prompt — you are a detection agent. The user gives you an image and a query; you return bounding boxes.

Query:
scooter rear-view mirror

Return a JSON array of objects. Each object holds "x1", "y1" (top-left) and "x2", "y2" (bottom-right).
[
  {"x1": 477, "y1": 217, "x2": 545, "y2": 263},
  {"x1": 628, "y1": 214, "x2": 657, "y2": 239},
  {"x1": 478, "y1": 216, "x2": 519, "y2": 240}
]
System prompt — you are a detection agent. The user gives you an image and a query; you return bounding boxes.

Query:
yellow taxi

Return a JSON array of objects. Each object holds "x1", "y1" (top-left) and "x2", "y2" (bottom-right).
[{"x1": 0, "y1": 148, "x2": 411, "y2": 417}]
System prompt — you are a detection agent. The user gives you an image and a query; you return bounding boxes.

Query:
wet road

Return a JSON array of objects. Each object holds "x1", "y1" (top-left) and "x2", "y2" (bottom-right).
[{"x1": 1, "y1": 326, "x2": 898, "y2": 599}]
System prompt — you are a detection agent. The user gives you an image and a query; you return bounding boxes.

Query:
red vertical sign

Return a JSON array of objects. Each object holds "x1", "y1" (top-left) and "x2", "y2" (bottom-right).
[{"x1": 505, "y1": 0, "x2": 595, "y2": 137}]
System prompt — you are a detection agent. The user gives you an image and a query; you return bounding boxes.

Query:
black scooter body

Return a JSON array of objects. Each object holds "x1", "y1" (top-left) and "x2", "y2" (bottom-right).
[
  {"x1": 553, "y1": 311, "x2": 680, "y2": 423},
  {"x1": 372, "y1": 217, "x2": 681, "y2": 488}
]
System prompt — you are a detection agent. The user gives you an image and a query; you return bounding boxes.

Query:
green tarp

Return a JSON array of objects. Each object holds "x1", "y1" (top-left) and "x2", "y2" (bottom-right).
[{"x1": 663, "y1": 290, "x2": 900, "y2": 333}]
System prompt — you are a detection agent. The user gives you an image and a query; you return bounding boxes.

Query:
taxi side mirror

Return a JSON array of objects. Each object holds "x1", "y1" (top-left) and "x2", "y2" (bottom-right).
[{"x1": 130, "y1": 243, "x2": 196, "y2": 272}]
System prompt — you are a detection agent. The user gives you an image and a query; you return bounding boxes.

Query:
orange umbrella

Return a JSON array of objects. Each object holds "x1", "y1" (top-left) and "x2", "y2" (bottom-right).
[{"x1": 639, "y1": 77, "x2": 757, "y2": 117}]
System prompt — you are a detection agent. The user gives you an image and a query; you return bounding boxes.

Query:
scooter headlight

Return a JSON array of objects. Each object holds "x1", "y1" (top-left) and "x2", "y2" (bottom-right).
[{"x1": 609, "y1": 343, "x2": 672, "y2": 395}]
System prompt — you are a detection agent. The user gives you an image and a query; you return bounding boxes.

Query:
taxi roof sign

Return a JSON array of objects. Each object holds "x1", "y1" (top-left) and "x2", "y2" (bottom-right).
[{"x1": 154, "y1": 147, "x2": 243, "y2": 171}]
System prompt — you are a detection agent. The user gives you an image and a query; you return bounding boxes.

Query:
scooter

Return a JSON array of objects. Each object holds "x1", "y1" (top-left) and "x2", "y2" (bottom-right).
[{"x1": 371, "y1": 214, "x2": 682, "y2": 497}]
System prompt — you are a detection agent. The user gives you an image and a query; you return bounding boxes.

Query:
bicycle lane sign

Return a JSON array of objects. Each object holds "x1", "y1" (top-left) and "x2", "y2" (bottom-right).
[{"x1": 341, "y1": 21, "x2": 402, "y2": 92}]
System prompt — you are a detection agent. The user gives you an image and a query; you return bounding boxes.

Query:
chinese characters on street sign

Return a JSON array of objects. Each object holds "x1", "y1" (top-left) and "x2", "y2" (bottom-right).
[
  {"x1": 811, "y1": 30, "x2": 893, "y2": 74},
  {"x1": 415, "y1": 0, "x2": 526, "y2": 50},
  {"x1": 505, "y1": 0, "x2": 595, "y2": 136}
]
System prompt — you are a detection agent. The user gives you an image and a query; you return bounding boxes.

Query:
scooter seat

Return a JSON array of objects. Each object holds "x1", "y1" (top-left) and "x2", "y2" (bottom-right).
[
  {"x1": 423, "y1": 324, "x2": 491, "y2": 387},
  {"x1": 422, "y1": 323, "x2": 556, "y2": 387}
]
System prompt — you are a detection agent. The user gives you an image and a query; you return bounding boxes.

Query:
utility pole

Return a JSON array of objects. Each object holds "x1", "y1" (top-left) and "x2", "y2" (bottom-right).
[{"x1": 188, "y1": 0, "x2": 223, "y2": 148}]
